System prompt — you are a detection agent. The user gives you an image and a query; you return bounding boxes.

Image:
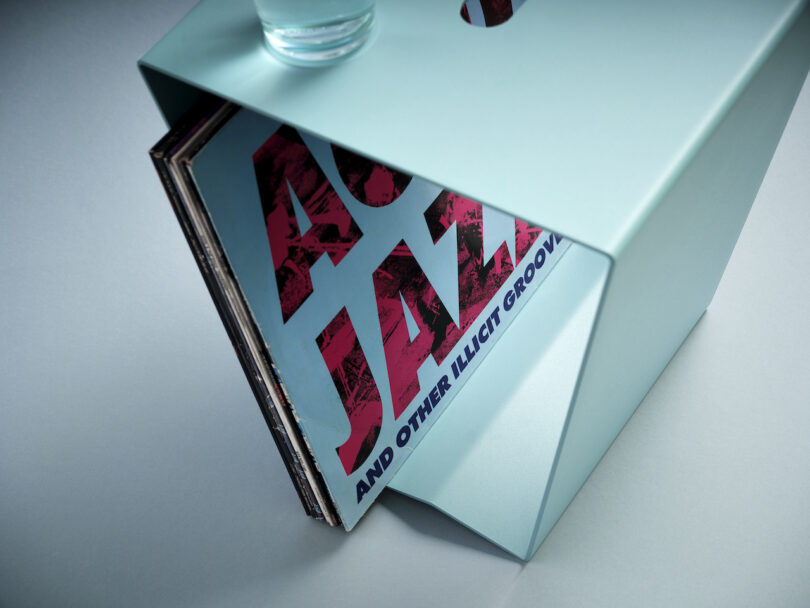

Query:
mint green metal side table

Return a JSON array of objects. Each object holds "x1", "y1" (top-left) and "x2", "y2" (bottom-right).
[{"x1": 140, "y1": 0, "x2": 810, "y2": 559}]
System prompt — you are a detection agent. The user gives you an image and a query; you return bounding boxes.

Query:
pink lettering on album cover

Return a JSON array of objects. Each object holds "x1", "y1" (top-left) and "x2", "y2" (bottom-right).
[
  {"x1": 253, "y1": 131, "x2": 552, "y2": 477},
  {"x1": 373, "y1": 240, "x2": 463, "y2": 419},
  {"x1": 515, "y1": 218, "x2": 543, "y2": 265},
  {"x1": 331, "y1": 144, "x2": 412, "y2": 208},
  {"x1": 254, "y1": 126, "x2": 363, "y2": 323},
  {"x1": 424, "y1": 191, "x2": 515, "y2": 361},
  {"x1": 316, "y1": 307, "x2": 383, "y2": 475}
]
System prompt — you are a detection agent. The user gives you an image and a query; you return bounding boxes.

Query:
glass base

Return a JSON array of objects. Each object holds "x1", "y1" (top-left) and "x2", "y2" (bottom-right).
[{"x1": 261, "y1": 9, "x2": 374, "y2": 67}]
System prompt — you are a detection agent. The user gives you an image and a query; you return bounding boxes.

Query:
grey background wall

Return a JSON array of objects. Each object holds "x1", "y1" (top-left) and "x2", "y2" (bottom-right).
[{"x1": 2, "y1": 1, "x2": 809, "y2": 606}]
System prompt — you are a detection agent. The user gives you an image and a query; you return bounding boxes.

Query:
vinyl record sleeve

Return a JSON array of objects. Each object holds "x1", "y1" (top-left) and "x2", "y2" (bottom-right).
[
  {"x1": 153, "y1": 99, "x2": 570, "y2": 530},
  {"x1": 150, "y1": 99, "x2": 336, "y2": 523}
]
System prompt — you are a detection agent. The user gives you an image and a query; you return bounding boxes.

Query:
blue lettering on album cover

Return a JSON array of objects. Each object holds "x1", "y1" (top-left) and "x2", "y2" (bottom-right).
[{"x1": 356, "y1": 446, "x2": 394, "y2": 502}]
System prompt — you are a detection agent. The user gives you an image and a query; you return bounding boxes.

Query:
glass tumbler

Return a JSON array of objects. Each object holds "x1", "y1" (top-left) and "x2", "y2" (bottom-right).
[{"x1": 254, "y1": 0, "x2": 375, "y2": 66}]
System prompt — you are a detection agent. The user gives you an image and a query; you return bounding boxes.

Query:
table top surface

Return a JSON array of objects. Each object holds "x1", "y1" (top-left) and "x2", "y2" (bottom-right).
[
  {"x1": 2, "y1": 2, "x2": 810, "y2": 606},
  {"x1": 142, "y1": 0, "x2": 807, "y2": 255}
]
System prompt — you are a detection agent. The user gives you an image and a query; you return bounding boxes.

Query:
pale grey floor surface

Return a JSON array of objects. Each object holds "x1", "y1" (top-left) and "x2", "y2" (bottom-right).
[{"x1": 1, "y1": 2, "x2": 809, "y2": 606}]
